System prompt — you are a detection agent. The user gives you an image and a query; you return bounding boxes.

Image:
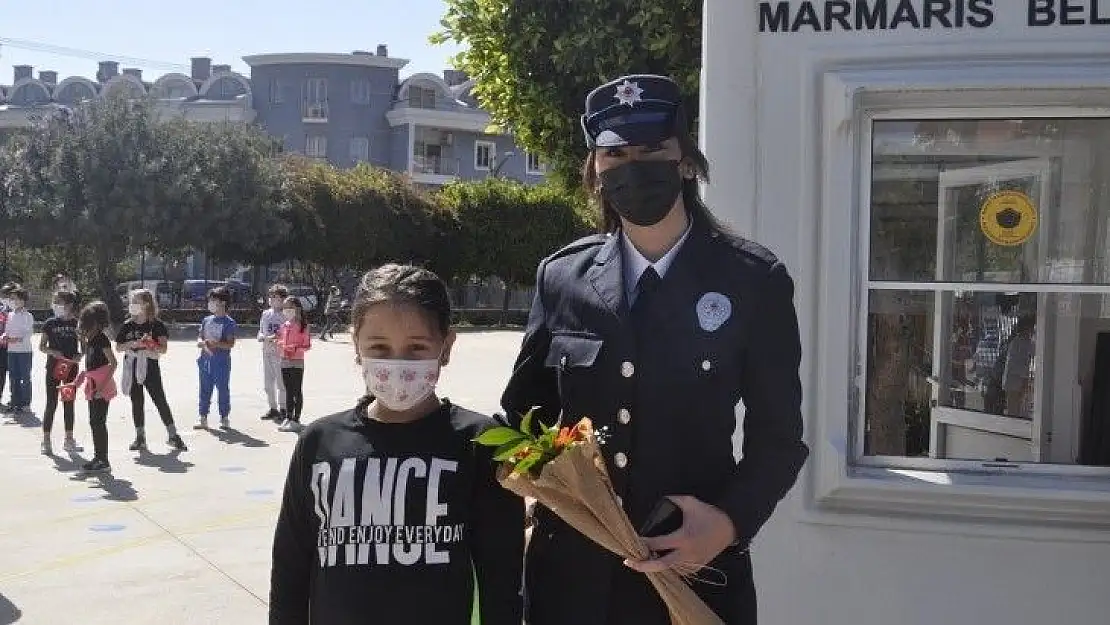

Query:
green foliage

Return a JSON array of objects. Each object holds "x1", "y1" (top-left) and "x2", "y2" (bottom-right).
[
  {"x1": 434, "y1": 0, "x2": 702, "y2": 187},
  {"x1": 1, "y1": 94, "x2": 288, "y2": 320},
  {"x1": 474, "y1": 408, "x2": 593, "y2": 477},
  {"x1": 436, "y1": 178, "x2": 590, "y2": 285}
]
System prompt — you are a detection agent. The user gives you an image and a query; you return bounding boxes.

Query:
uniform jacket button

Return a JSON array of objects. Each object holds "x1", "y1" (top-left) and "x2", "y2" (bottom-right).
[
  {"x1": 614, "y1": 452, "x2": 629, "y2": 468},
  {"x1": 621, "y1": 361, "x2": 635, "y2": 378},
  {"x1": 702, "y1": 360, "x2": 712, "y2": 371},
  {"x1": 617, "y1": 408, "x2": 631, "y2": 424}
]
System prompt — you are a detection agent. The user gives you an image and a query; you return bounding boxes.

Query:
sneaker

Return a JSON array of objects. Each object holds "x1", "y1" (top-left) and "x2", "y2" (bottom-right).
[
  {"x1": 278, "y1": 419, "x2": 301, "y2": 432},
  {"x1": 261, "y1": 409, "x2": 280, "y2": 421},
  {"x1": 168, "y1": 434, "x2": 188, "y2": 452},
  {"x1": 82, "y1": 458, "x2": 111, "y2": 472},
  {"x1": 194, "y1": 416, "x2": 208, "y2": 430},
  {"x1": 41, "y1": 439, "x2": 52, "y2": 455},
  {"x1": 63, "y1": 437, "x2": 83, "y2": 453},
  {"x1": 219, "y1": 416, "x2": 230, "y2": 430},
  {"x1": 129, "y1": 436, "x2": 147, "y2": 452}
]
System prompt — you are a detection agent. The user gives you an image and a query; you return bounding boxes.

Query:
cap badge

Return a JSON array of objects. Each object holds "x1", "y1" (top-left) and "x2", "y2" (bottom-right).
[{"x1": 613, "y1": 80, "x2": 644, "y2": 107}]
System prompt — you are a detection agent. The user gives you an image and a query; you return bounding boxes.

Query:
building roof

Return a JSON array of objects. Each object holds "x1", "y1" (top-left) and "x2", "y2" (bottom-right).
[{"x1": 242, "y1": 52, "x2": 409, "y2": 70}]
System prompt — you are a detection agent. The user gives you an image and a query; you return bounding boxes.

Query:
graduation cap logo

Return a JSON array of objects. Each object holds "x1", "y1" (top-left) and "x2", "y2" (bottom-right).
[{"x1": 613, "y1": 80, "x2": 644, "y2": 107}]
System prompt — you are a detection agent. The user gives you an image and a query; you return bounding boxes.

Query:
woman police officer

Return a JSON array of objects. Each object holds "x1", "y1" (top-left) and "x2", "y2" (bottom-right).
[{"x1": 501, "y1": 74, "x2": 809, "y2": 625}]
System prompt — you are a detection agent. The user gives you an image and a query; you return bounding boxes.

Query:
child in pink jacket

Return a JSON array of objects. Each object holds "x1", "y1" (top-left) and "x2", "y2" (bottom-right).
[{"x1": 276, "y1": 297, "x2": 311, "y2": 432}]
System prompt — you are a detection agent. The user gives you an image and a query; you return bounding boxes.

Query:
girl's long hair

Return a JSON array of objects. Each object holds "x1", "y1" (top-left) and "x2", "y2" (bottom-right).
[
  {"x1": 78, "y1": 301, "x2": 110, "y2": 339},
  {"x1": 283, "y1": 296, "x2": 307, "y2": 331},
  {"x1": 130, "y1": 288, "x2": 159, "y2": 320}
]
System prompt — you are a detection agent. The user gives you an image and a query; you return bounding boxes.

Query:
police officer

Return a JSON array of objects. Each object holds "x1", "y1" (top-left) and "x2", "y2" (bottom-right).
[{"x1": 501, "y1": 74, "x2": 809, "y2": 625}]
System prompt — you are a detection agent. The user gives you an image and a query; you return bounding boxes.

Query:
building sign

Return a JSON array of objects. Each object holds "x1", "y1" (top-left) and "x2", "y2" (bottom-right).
[
  {"x1": 759, "y1": 1, "x2": 1110, "y2": 33},
  {"x1": 979, "y1": 191, "x2": 1038, "y2": 246}
]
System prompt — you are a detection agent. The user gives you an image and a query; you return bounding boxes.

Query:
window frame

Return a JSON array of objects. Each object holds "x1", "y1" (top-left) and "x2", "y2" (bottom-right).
[
  {"x1": 305, "y1": 134, "x2": 328, "y2": 160},
  {"x1": 812, "y1": 60, "x2": 1110, "y2": 529},
  {"x1": 270, "y1": 78, "x2": 284, "y2": 104},
  {"x1": 349, "y1": 137, "x2": 370, "y2": 163},
  {"x1": 526, "y1": 152, "x2": 545, "y2": 175},
  {"x1": 303, "y1": 77, "x2": 329, "y2": 123},
  {"x1": 474, "y1": 140, "x2": 496, "y2": 171},
  {"x1": 350, "y1": 79, "x2": 371, "y2": 105}
]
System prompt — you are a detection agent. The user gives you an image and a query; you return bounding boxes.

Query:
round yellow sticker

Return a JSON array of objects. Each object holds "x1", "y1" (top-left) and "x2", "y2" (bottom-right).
[{"x1": 979, "y1": 190, "x2": 1038, "y2": 246}]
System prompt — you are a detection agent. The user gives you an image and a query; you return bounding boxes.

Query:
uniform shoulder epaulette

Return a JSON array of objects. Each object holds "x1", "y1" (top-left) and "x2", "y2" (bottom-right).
[
  {"x1": 710, "y1": 228, "x2": 781, "y2": 268},
  {"x1": 548, "y1": 232, "x2": 609, "y2": 260}
]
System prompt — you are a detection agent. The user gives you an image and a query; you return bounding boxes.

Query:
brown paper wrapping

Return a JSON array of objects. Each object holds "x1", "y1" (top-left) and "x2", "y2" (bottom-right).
[{"x1": 498, "y1": 435, "x2": 725, "y2": 625}]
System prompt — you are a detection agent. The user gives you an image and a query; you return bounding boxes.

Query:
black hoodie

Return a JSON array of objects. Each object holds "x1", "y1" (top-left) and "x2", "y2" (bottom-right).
[{"x1": 269, "y1": 398, "x2": 524, "y2": 625}]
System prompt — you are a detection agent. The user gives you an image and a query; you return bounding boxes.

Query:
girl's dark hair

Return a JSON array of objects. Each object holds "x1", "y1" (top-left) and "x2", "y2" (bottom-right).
[
  {"x1": 581, "y1": 105, "x2": 727, "y2": 234},
  {"x1": 283, "y1": 296, "x2": 307, "y2": 331},
  {"x1": 9, "y1": 285, "x2": 27, "y2": 301},
  {"x1": 78, "y1": 301, "x2": 110, "y2": 338},
  {"x1": 268, "y1": 284, "x2": 289, "y2": 298},
  {"x1": 352, "y1": 264, "x2": 452, "y2": 338}
]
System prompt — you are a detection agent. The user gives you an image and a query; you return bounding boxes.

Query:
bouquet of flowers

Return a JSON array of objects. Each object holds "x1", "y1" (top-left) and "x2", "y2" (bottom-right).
[
  {"x1": 138, "y1": 333, "x2": 159, "y2": 351},
  {"x1": 476, "y1": 411, "x2": 725, "y2": 625}
]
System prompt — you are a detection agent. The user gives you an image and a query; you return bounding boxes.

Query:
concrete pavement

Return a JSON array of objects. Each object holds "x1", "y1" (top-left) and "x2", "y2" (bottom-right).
[{"x1": 0, "y1": 330, "x2": 524, "y2": 625}]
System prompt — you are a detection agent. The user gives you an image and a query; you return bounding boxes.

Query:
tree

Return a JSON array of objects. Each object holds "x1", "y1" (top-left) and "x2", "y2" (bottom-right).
[
  {"x1": 437, "y1": 178, "x2": 589, "y2": 323},
  {"x1": 3, "y1": 94, "x2": 288, "y2": 322},
  {"x1": 434, "y1": 0, "x2": 702, "y2": 187}
]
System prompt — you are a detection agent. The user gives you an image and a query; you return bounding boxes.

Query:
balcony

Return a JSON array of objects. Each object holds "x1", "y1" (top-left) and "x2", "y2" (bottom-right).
[
  {"x1": 411, "y1": 152, "x2": 459, "y2": 185},
  {"x1": 303, "y1": 101, "x2": 328, "y2": 123}
]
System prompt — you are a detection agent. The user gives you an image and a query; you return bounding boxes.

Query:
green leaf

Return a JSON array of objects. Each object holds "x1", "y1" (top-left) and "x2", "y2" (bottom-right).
[
  {"x1": 513, "y1": 450, "x2": 545, "y2": 476},
  {"x1": 521, "y1": 408, "x2": 535, "y2": 436},
  {"x1": 493, "y1": 439, "x2": 532, "y2": 462},
  {"x1": 475, "y1": 427, "x2": 528, "y2": 447}
]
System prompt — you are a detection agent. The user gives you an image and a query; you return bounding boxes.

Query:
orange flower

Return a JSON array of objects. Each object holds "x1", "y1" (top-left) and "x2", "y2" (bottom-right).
[{"x1": 554, "y1": 427, "x2": 577, "y2": 449}]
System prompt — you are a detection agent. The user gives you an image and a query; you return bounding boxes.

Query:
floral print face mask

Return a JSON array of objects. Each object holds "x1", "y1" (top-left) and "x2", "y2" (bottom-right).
[{"x1": 361, "y1": 358, "x2": 441, "y2": 411}]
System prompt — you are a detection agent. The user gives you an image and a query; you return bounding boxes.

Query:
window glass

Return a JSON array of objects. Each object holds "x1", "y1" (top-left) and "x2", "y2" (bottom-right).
[{"x1": 862, "y1": 117, "x2": 1110, "y2": 467}]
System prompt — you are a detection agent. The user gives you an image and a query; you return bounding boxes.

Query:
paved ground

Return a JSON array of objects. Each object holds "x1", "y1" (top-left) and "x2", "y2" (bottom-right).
[{"x1": 0, "y1": 330, "x2": 524, "y2": 625}]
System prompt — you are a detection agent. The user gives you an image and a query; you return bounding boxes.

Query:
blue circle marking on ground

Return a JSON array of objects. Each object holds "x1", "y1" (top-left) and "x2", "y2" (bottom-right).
[
  {"x1": 220, "y1": 466, "x2": 247, "y2": 474},
  {"x1": 88, "y1": 524, "x2": 126, "y2": 532},
  {"x1": 71, "y1": 493, "x2": 105, "y2": 503},
  {"x1": 246, "y1": 488, "x2": 274, "y2": 496}
]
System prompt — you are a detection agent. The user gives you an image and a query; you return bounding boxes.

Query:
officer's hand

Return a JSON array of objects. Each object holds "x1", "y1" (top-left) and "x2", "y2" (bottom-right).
[{"x1": 623, "y1": 495, "x2": 736, "y2": 573}]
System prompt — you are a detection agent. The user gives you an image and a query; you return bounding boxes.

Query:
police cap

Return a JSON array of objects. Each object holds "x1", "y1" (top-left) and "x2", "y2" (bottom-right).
[{"x1": 580, "y1": 74, "x2": 682, "y2": 148}]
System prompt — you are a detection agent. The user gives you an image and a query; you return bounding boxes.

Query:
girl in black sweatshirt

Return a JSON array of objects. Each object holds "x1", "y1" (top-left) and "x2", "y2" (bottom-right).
[{"x1": 269, "y1": 264, "x2": 524, "y2": 625}]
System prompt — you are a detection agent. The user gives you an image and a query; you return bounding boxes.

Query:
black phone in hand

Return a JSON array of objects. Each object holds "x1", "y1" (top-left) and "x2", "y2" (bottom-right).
[{"x1": 640, "y1": 498, "x2": 683, "y2": 538}]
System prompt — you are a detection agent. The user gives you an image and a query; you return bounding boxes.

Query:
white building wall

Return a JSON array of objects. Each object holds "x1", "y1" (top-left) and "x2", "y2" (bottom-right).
[{"x1": 701, "y1": 2, "x2": 1110, "y2": 624}]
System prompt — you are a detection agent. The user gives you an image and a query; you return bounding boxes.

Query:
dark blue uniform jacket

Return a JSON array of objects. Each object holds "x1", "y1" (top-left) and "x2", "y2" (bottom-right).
[{"x1": 502, "y1": 214, "x2": 809, "y2": 625}]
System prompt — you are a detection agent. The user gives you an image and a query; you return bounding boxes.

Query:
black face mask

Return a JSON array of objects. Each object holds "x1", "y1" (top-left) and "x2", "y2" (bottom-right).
[{"x1": 599, "y1": 160, "x2": 682, "y2": 227}]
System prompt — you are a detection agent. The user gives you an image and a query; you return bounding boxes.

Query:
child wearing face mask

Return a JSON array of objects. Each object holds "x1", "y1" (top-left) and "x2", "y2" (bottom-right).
[
  {"x1": 275, "y1": 296, "x2": 310, "y2": 432},
  {"x1": 39, "y1": 290, "x2": 82, "y2": 454},
  {"x1": 117, "y1": 289, "x2": 187, "y2": 453},
  {"x1": 269, "y1": 264, "x2": 524, "y2": 625},
  {"x1": 258, "y1": 284, "x2": 289, "y2": 422},
  {"x1": 76, "y1": 301, "x2": 118, "y2": 473},
  {"x1": 0, "y1": 282, "x2": 14, "y2": 413},
  {"x1": 195, "y1": 286, "x2": 237, "y2": 430},
  {"x1": 2, "y1": 285, "x2": 35, "y2": 416}
]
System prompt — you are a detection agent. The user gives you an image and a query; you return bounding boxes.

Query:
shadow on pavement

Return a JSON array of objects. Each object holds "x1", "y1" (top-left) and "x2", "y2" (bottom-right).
[
  {"x1": 0, "y1": 592, "x2": 21, "y2": 625},
  {"x1": 135, "y1": 449, "x2": 195, "y2": 474},
  {"x1": 50, "y1": 451, "x2": 86, "y2": 473},
  {"x1": 210, "y1": 427, "x2": 269, "y2": 448},
  {"x1": 2, "y1": 411, "x2": 42, "y2": 428},
  {"x1": 68, "y1": 470, "x2": 139, "y2": 502}
]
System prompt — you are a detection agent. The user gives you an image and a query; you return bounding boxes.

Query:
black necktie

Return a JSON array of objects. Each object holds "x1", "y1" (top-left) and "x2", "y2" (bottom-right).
[{"x1": 632, "y1": 267, "x2": 662, "y2": 321}]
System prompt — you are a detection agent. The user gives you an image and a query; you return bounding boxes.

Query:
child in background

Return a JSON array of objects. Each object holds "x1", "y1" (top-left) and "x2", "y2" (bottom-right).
[
  {"x1": 76, "y1": 301, "x2": 117, "y2": 473},
  {"x1": 40, "y1": 291, "x2": 82, "y2": 455},
  {"x1": 195, "y1": 286, "x2": 237, "y2": 430},
  {"x1": 2, "y1": 285, "x2": 35, "y2": 415},
  {"x1": 269, "y1": 264, "x2": 524, "y2": 625},
  {"x1": 0, "y1": 282, "x2": 14, "y2": 412},
  {"x1": 117, "y1": 289, "x2": 187, "y2": 452},
  {"x1": 275, "y1": 296, "x2": 310, "y2": 432},
  {"x1": 258, "y1": 284, "x2": 288, "y2": 422}
]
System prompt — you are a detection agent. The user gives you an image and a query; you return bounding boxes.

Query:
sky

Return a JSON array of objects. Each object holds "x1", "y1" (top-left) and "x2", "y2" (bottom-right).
[{"x1": 0, "y1": 0, "x2": 464, "y2": 84}]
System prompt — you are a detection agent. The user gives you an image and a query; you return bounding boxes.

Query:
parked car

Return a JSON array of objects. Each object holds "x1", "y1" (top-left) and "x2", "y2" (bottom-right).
[{"x1": 287, "y1": 285, "x2": 318, "y2": 313}]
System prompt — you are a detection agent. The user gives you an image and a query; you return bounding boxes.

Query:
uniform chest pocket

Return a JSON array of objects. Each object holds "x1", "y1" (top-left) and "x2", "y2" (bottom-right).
[{"x1": 544, "y1": 333, "x2": 603, "y2": 408}]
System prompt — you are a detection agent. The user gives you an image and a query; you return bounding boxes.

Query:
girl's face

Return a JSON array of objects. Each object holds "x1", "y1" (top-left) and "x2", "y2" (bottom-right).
[
  {"x1": 283, "y1": 305, "x2": 298, "y2": 320},
  {"x1": 53, "y1": 300, "x2": 71, "y2": 317},
  {"x1": 356, "y1": 302, "x2": 455, "y2": 364}
]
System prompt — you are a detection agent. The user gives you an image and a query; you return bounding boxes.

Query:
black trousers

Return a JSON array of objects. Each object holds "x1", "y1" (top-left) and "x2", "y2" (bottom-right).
[
  {"x1": 43, "y1": 364, "x2": 78, "y2": 434},
  {"x1": 89, "y1": 398, "x2": 110, "y2": 461},
  {"x1": 129, "y1": 359, "x2": 175, "y2": 430},
  {"x1": 281, "y1": 367, "x2": 304, "y2": 421},
  {"x1": 0, "y1": 347, "x2": 8, "y2": 400}
]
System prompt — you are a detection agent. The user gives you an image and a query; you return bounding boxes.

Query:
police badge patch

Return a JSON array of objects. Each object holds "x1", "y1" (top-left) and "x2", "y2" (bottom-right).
[{"x1": 696, "y1": 292, "x2": 731, "y2": 332}]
